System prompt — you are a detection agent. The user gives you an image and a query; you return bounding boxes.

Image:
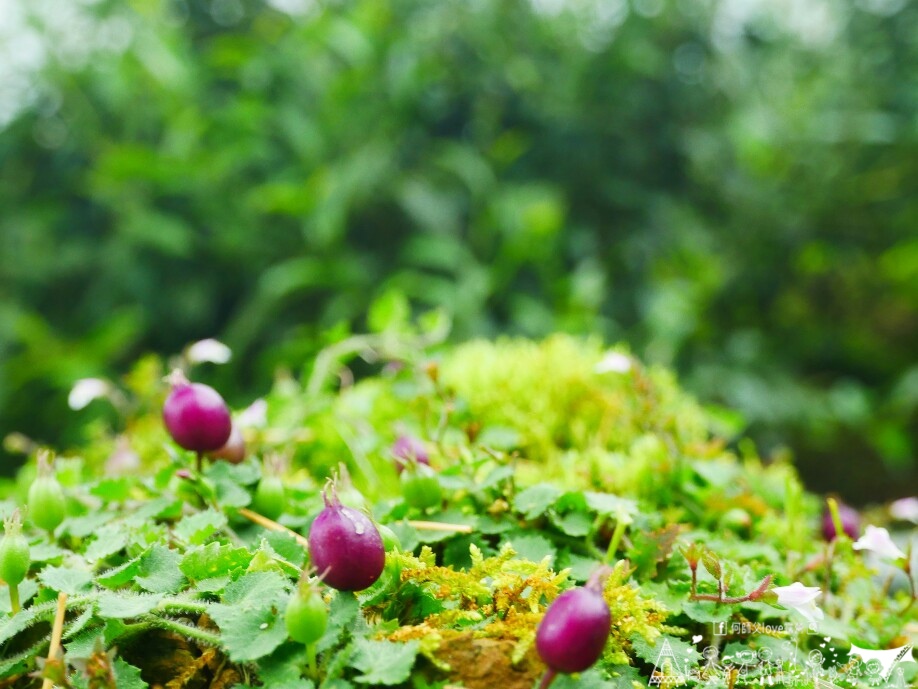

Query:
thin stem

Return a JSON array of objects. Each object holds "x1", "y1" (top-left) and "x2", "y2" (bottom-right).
[
  {"x1": 145, "y1": 615, "x2": 221, "y2": 647},
  {"x1": 41, "y1": 592, "x2": 68, "y2": 689},
  {"x1": 826, "y1": 498, "x2": 846, "y2": 542},
  {"x1": 238, "y1": 507, "x2": 309, "y2": 548},
  {"x1": 9, "y1": 583, "x2": 20, "y2": 615},
  {"x1": 690, "y1": 574, "x2": 773, "y2": 605},
  {"x1": 196, "y1": 451, "x2": 203, "y2": 473},
  {"x1": 306, "y1": 642, "x2": 318, "y2": 679},
  {"x1": 157, "y1": 598, "x2": 209, "y2": 615},
  {"x1": 604, "y1": 518, "x2": 628, "y2": 564},
  {"x1": 406, "y1": 520, "x2": 473, "y2": 534},
  {"x1": 538, "y1": 668, "x2": 557, "y2": 689}
]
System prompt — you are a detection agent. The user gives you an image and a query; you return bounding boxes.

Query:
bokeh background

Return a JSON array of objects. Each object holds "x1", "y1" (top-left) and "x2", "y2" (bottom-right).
[{"x1": 0, "y1": 0, "x2": 915, "y2": 502}]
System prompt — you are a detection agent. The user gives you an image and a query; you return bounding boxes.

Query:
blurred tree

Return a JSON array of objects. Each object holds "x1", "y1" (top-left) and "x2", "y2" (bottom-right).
[{"x1": 0, "y1": 0, "x2": 914, "y2": 500}]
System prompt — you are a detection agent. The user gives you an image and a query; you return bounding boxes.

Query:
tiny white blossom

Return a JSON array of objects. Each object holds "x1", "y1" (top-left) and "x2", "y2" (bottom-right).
[
  {"x1": 186, "y1": 338, "x2": 232, "y2": 364},
  {"x1": 890, "y1": 497, "x2": 918, "y2": 524},
  {"x1": 68, "y1": 378, "x2": 111, "y2": 410},
  {"x1": 772, "y1": 582, "x2": 824, "y2": 625},
  {"x1": 594, "y1": 351, "x2": 632, "y2": 374},
  {"x1": 237, "y1": 398, "x2": 268, "y2": 428},
  {"x1": 852, "y1": 525, "x2": 907, "y2": 561}
]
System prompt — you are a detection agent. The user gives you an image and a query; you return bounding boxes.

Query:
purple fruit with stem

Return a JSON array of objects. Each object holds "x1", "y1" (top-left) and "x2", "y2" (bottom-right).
[
  {"x1": 392, "y1": 434, "x2": 430, "y2": 474},
  {"x1": 536, "y1": 567, "x2": 612, "y2": 688},
  {"x1": 308, "y1": 480, "x2": 385, "y2": 592},
  {"x1": 163, "y1": 369, "x2": 232, "y2": 471}
]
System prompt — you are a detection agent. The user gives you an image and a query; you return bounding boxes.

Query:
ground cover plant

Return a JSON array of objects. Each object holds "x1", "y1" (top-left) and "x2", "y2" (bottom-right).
[{"x1": 0, "y1": 329, "x2": 916, "y2": 689}]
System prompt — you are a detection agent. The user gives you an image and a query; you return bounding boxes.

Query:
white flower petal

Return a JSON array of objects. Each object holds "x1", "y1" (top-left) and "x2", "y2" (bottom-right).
[
  {"x1": 852, "y1": 525, "x2": 907, "y2": 560},
  {"x1": 890, "y1": 497, "x2": 918, "y2": 524},
  {"x1": 186, "y1": 338, "x2": 232, "y2": 364},
  {"x1": 68, "y1": 378, "x2": 111, "y2": 410},
  {"x1": 772, "y1": 583, "x2": 824, "y2": 625},
  {"x1": 595, "y1": 351, "x2": 632, "y2": 374},
  {"x1": 237, "y1": 398, "x2": 267, "y2": 428}
]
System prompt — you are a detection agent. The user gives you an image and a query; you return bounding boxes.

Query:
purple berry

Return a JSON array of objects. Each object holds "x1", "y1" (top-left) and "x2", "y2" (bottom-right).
[
  {"x1": 163, "y1": 371, "x2": 232, "y2": 453},
  {"x1": 536, "y1": 569, "x2": 611, "y2": 676},
  {"x1": 822, "y1": 502, "x2": 860, "y2": 541},
  {"x1": 392, "y1": 435, "x2": 430, "y2": 474},
  {"x1": 308, "y1": 483, "x2": 385, "y2": 591},
  {"x1": 212, "y1": 423, "x2": 246, "y2": 464}
]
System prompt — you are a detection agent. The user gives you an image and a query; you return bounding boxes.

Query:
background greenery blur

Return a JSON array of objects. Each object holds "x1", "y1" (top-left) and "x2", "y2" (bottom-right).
[{"x1": 0, "y1": 0, "x2": 915, "y2": 502}]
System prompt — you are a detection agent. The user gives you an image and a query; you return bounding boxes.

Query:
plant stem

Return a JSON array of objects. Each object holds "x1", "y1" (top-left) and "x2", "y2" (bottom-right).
[
  {"x1": 146, "y1": 615, "x2": 221, "y2": 647},
  {"x1": 196, "y1": 451, "x2": 203, "y2": 473},
  {"x1": 690, "y1": 574, "x2": 773, "y2": 605},
  {"x1": 406, "y1": 520, "x2": 473, "y2": 534},
  {"x1": 157, "y1": 598, "x2": 209, "y2": 615},
  {"x1": 826, "y1": 498, "x2": 846, "y2": 542},
  {"x1": 604, "y1": 517, "x2": 628, "y2": 564},
  {"x1": 41, "y1": 592, "x2": 68, "y2": 689},
  {"x1": 538, "y1": 669, "x2": 557, "y2": 689},
  {"x1": 306, "y1": 642, "x2": 318, "y2": 679},
  {"x1": 9, "y1": 583, "x2": 20, "y2": 615},
  {"x1": 238, "y1": 507, "x2": 310, "y2": 548}
]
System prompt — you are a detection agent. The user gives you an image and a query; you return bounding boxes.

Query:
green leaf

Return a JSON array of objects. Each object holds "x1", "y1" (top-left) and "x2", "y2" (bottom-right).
[
  {"x1": 207, "y1": 571, "x2": 289, "y2": 662},
  {"x1": 113, "y1": 659, "x2": 148, "y2": 689},
  {"x1": 97, "y1": 591, "x2": 164, "y2": 618},
  {"x1": 180, "y1": 542, "x2": 253, "y2": 582},
  {"x1": 136, "y1": 544, "x2": 185, "y2": 593},
  {"x1": 682, "y1": 599, "x2": 735, "y2": 625},
  {"x1": 513, "y1": 483, "x2": 561, "y2": 519},
  {"x1": 98, "y1": 555, "x2": 144, "y2": 589},
  {"x1": 317, "y1": 592, "x2": 361, "y2": 653},
  {"x1": 64, "y1": 629, "x2": 105, "y2": 660},
  {"x1": 629, "y1": 633, "x2": 701, "y2": 669},
  {"x1": 90, "y1": 478, "x2": 134, "y2": 503},
  {"x1": 583, "y1": 492, "x2": 638, "y2": 517},
  {"x1": 368, "y1": 289, "x2": 410, "y2": 333},
  {"x1": 84, "y1": 523, "x2": 130, "y2": 562},
  {"x1": 124, "y1": 496, "x2": 183, "y2": 525},
  {"x1": 552, "y1": 667, "x2": 631, "y2": 689},
  {"x1": 38, "y1": 565, "x2": 94, "y2": 595},
  {"x1": 503, "y1": 531, "x2": 556, "y2": 567},
  {"x1": 257, "y1": 644, "x2": 318, "y2": 689},
  {"x1": 174, "y1": 507, "x2": 227, "y2": 545},
  {"x1": 550, "y1": 509, "x2": 593, "y2": 537},
  {"x1": 63, "y1": 606, "x2": 94, "y2": 640},
  {"x1": 61, "y1": 512, "x2": 112, "y2": 538},
  {"x1": 263, "y1": 530, "x2": 307, "y2": 568},
  {"x1": 350, "y1": 638, "x2": 419, "y2": 685},
  {"x1": 206, "y1": 460, "x2": 257, "y2": 508},
  {"x1": 28, "y1": 542, "x2": 66, "y2": 563}
]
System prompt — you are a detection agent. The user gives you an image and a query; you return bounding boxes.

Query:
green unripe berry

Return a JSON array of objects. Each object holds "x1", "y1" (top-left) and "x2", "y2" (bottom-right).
[
  {"x1": 285, "y1": 583, "x2": 327, "y2": 645},
  {"x1": 401, "y1": 463, "x2": 441, "y2": 510},
  {"x1": 0, "y1": 510, "x2": 30, "y2": 587},
  {"x1": 28, "y1": 453, "x2": 66, "y2": 533},
  {"x1": 253, "y1": 475, "x2": 286, "y2": 520}
]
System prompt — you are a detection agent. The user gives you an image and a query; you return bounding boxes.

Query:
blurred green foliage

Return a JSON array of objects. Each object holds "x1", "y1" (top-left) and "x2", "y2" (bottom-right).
[{"x1": 0, "y1": 0, "x2": 915, "y2": 499}]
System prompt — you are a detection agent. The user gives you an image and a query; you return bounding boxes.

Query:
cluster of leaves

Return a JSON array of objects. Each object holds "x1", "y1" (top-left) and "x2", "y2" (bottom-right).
[{"x1": 0, "y1": 335, "x2": 916, "y2": 688}]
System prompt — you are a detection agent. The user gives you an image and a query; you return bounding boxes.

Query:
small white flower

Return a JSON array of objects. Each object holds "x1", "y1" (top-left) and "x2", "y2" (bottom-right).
[
  {"x1": 852, "y1": 525, "x2": 907, "y2": 561},
  {"x1": 890, "y1": 497, "x2": 918, "y2": 524},
  {"x1": 594, "y1": 351, "x2": 632, "y2": 374},
  {"x1": 237, "y1": 398, "x2": 268, "y2": 428},
  {"x1": 186, "y1": 338, "x2": 232, "y2": 364},
  {"x1": 68, "y1": 378, "x2": 111, "y2": 410},
  {"x1": 772, "y1": 582, "x2": 825, "y2": 625}
]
